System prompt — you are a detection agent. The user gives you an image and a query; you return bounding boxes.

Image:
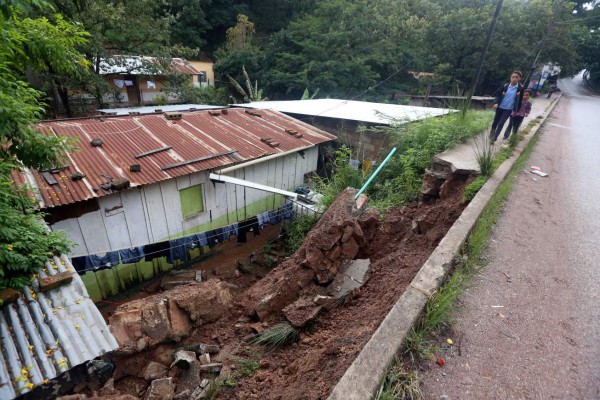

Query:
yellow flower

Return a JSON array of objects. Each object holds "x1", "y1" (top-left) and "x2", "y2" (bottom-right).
[
  {"x1": 74, "y1": 324, "x2": 80, "y2": 330},
  {"x1": 7, "y1": 244, "x2": 13, "y2": 251},
  {"x1": 28, "y1": 345, "x2": 34, "y2": 351},
  {"x1": 21, "y1": 368, "x2": 28, "y2": 376},
  {"x1": 43, "y1": 379, "x2": 49, "y2": 384},
  {"x1": 26, "y1": 382, "x2": 34, "y2": 390},
  {"x1": 57, "y1": 358, "x2": 67, "y2": 365}
]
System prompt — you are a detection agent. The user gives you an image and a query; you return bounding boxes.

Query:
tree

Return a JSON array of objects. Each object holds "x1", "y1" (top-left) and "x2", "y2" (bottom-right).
[
  {"x1": 41, "y1": 0, "x2": 173, "y2": 114},
  {"x1": 259, "y1": 0, "x2": 427, "y2": 100},
  {"x1": 1, "y1": 0, "x2": 83, "y2": 290}
]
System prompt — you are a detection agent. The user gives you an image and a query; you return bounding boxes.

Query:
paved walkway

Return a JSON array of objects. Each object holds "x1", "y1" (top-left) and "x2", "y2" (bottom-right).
[{"x1": 435, "y1": 96, "x2": 553, "y2": 174}]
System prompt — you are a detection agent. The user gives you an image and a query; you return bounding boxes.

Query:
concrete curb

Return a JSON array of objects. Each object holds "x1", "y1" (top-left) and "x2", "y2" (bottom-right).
[{"x1": 328, "y1": 95, "x2": 563, "y2": 400}]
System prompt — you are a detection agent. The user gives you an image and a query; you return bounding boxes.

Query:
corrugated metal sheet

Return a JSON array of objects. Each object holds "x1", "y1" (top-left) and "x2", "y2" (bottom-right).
[
  {"x1": 0, "y1": 255, "x2": 118, "y2": 399},
  {"x1": 98, "y1": 56, "x2": 201, "y2": 76},
  {"x1": 22, "y1": 108, "x2": 335, "y2": 209},
  {"x1": 237, "y1": 99, "x2": 454, "y2": 125}
]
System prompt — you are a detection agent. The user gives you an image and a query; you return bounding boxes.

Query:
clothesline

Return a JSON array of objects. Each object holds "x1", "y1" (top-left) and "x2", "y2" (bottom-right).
[{"x1": 71, "y1": 203, "x2": 295, "y2": 274}]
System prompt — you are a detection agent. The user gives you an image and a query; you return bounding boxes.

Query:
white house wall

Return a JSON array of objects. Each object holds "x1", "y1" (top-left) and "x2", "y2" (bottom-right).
[{"x1": 53, "y1": 147, "x2": 320, "y2": 257}]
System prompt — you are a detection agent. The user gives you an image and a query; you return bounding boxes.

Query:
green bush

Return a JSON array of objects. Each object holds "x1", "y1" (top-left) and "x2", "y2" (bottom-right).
[
  {"x1": 285, "y1": 215, "x2": 319, "y2": 255},
  {"x1": 463, "y1": 176, "x2": 487, "y2": 203},
  {"x1": 0, "y1": 163, "x2": 72, "y2": 290}
]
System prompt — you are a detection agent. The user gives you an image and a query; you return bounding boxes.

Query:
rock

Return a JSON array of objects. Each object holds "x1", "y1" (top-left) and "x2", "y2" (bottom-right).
[
  {"x1": 110, "y1": 282, "x2": 230, "y2": 354},
  {"x1": 301, "y1": 246, "x2": 324, "y2": 269},
  {"x1": 170, "y1": 350, "x2": 197, "y2": 370},
  {"x1": 420, "y1": 169, "x2": 448, "y2": 197},
  {"x1": 415, "y1": 216, "x2": 433, "y2": 235},
  {"x1": 325, "y1": 245, "x2": 341, "y2": 262},
  {"x1": 340, "y1": 237, "x2": 359, "y2": 259},
  {"x1": 198, "y1": 353, "x2": 211, "y2": 365},
  {"x1": 143, "y1": 378, "x2": 174, "y2": 400},
  {"x1": 411, "y1": 219, "x2": 420, "y2": 234},
  {"x1": 173, "y1": 390, "x2": 190, "y2": 400},
  {"x1": 170, "y1": 281, "x2": 232, "y2": 326},
  {"x1": 38, "y1": 271, "x2": 73, "y2": 292},
  {"x1": 174, "y1": 360, "x2": 202, "y2": 397},
  {"x1": 341, "y1": 226, "x2": 354, "y2": 243},
  {"x1": 143, "y1": 362, "x2": 168, "y2": 381},
  {"x1": 283, "y1": 297, "x2": 322, "y2": 328},
  {"x1": 199, "y1": 363, "x2": 223, "y2": 373},
  {"x1": 160, "y1": 270, "x2": 202, "y2": 291},
  {"x1": 178, "y1": 343, "x2": 220, "y2": 356},
  {"x1": 259, "y1": 359, "x2": 270, "y2": 369},
  {"x1": 141, "y1": 300, "x2": 171, "y2": 343},
  {"x1": 0, "y1": 288, "x2": 19, "y2": 307},
  {"x1": 200, "y1": 379, "x2": 210, "y2": 389}
]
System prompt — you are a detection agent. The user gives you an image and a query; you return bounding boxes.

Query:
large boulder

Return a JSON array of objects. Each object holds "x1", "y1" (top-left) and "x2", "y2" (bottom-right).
[{"x1": 109, "y1": 280, "x2": 231, "y2": 354}]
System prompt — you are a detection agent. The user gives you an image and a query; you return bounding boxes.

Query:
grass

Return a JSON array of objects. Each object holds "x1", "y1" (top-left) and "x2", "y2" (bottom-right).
[
  {"x1": 252, "y1": 322, "x2": 299, "y2": 350},
  {"x1": 284, "y1": 215, "x2": 319, "y2": 255},
  {"x1": 235, "y1": 357, "x2": 260, "y2": 378},
  {"x1": 376, "y1": 360, "x2": 423, "y2": 400},
  {"x1": 378, "y1": 123, "x2": 543, "y2": 399}
]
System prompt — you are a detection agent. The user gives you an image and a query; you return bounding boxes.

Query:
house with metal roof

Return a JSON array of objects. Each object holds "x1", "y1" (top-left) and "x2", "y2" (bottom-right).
[
  {"x1": 70, "y1": 55, "x2": 205, "y2": 109},
  {"x1": 0, "y1": 255, "x2": 118, "y2": 399},
  {"x1": 236, "y1": 99, "x2": 454, "y2": 160},
  {"x1": 14, "y1": 108, "x2": 335, "y2": 299}
]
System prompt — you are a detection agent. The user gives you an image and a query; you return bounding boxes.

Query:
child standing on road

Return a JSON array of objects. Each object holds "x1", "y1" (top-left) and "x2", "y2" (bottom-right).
[{"x1": 503, "y1": 89, "x2": 532, "y2": 139}]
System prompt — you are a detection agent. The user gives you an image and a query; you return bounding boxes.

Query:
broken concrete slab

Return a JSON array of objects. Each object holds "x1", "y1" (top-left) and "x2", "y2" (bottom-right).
[
  {"x1": 433, "y1": 141, "x2": 481, "y2": 175},
  {"x1": 283, "y1": 297, "x2": 323, "y2": 328},
  {"x1": 174, "y1": 360, "x2": 203, "y2": 397},
  {"x1": 327, "y1": 259, "x2": 371, "y2": 298},
  {"x1": 171, "y1": 350, "x2": 196, "y2": 370}
]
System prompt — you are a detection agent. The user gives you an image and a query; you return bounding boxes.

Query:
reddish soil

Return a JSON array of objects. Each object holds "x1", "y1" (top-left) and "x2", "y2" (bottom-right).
[{"x1": 104, "y1": 175, "x2": 470, "y2": 400}]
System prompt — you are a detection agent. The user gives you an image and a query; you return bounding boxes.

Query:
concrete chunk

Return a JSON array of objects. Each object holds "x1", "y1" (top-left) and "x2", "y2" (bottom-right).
[{"x1": 327, "y1": 259, "x2": 371, "y2": 298}]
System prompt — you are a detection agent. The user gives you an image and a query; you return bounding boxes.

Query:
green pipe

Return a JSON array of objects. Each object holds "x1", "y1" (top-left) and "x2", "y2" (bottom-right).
[{"x1": 354, "y1": 147, "x2": 397, "y2": 199}]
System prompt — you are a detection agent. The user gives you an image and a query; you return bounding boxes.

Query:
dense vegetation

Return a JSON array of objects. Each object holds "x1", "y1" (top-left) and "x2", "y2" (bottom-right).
[
  {"x1": 314, "y1": 110, "x2": 493, "y2": 210},
  {"x1": 15, "y1": 0, "x2": 600, "y2": 112}
]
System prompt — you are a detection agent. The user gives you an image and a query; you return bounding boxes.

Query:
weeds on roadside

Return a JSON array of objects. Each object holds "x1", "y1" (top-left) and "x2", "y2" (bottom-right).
[
  {"x1": 472, "y1": 134, "x2": 495, "y2": 176},
  {"x1": 252, "y1": 322, "x2": 299, "y2": 350},
  {"x1": 377, "y1": 360, "x2": 423, "y2": 400}
]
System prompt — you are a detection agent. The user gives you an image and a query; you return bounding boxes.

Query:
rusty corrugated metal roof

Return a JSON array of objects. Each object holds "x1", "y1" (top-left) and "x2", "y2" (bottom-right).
[
  {"x1": 0, "y1": 255, "x2": 118, "y2": 399},
  {"x1": 23, "y1": 108, "x2": 335, "y2": 209}
]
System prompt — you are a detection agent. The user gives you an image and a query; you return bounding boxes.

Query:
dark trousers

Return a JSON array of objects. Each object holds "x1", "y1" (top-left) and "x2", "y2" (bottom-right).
[
  {"x1": 490, "y1": 108, "x2": 512, "y2": 141},
  {"x1": 504, "y1": 115, "x2": 524, "y2": 138}
]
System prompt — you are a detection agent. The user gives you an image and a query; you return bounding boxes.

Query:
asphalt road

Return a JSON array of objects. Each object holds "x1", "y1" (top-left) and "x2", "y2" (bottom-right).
[{"x1": 420, "y1": 73, "x2": 600, "y2": 399}]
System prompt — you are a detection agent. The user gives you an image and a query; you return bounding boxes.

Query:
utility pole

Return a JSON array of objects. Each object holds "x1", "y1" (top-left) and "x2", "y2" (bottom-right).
[{"x1": 467, "y1": 0, "x2": 504, "y2": 105}]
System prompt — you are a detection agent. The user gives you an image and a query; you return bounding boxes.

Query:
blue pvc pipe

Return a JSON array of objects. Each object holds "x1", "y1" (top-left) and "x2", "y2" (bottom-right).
[{"x1": 354, "y1": 147, "x2": 397, "y2": 199}]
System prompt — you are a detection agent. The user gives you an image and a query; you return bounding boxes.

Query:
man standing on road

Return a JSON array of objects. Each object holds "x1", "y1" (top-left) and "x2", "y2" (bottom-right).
[{"x1": 490, "y1": 71, "x2": 524, "y2": 142}]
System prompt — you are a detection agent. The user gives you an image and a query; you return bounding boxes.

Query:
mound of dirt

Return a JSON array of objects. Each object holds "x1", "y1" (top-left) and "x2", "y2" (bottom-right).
[{"x1": 108, "y1": 174, "x2": 471, "y2": 400}]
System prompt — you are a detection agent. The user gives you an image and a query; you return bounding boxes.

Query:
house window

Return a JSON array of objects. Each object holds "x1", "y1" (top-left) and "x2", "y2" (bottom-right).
[
  {"x1": 199, "y1": 72, "x2": 207, "y2": 83},
  {"x1": 180, "y1": 185, "x2": 204, "y2": 217}
]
